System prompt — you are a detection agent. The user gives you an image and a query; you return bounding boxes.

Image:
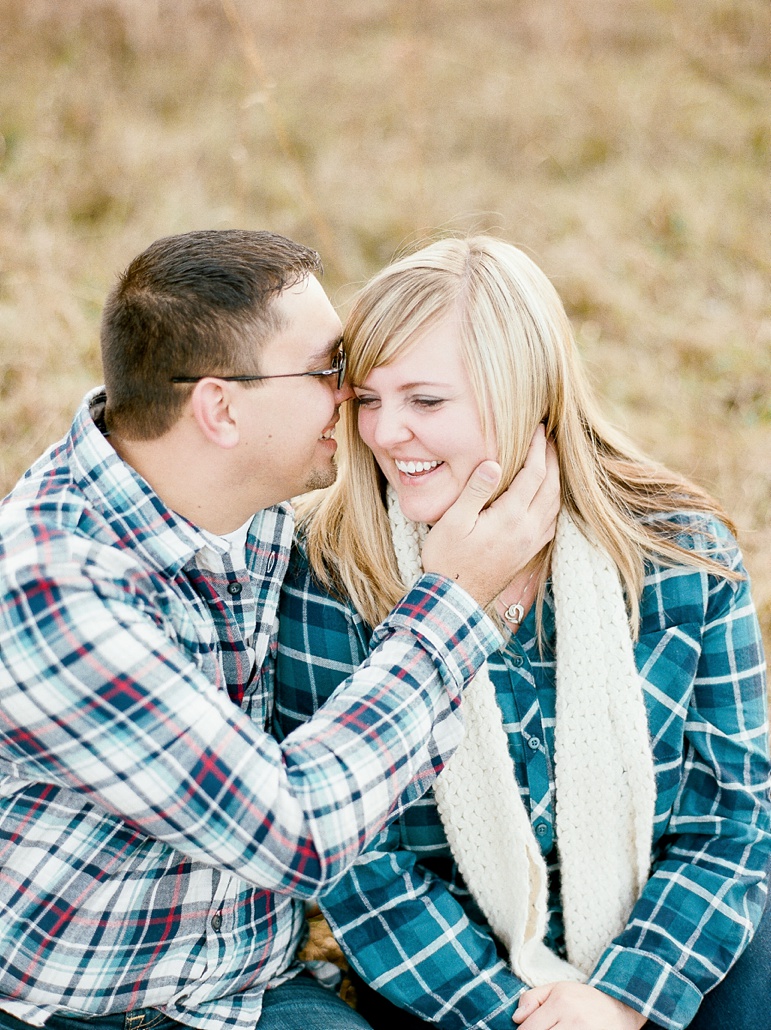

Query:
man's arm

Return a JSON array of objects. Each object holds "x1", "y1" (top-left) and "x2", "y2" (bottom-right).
[
  {"x1": 0, "y1": 559, "x2": 496, "y2": 899},
  {"x1": 0, "y1": 428, "x2": 558, "y2": 899}
]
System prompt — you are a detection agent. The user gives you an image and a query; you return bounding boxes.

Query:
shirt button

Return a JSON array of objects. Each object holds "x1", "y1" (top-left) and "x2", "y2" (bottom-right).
[
  {"x1": 527, "y1": 736, "x2": 541, "y2": 750},
  {"x1": 227, "y1": 581, "x2": 242, "y2": 596},
  {"x1": 210, "y1": 913, "x2": 222, "y2": 932},
  {"x1": 511, "y1": 655, "x2": 524, "y2": 668},
  {"x1": 266, "y1": 552, "x2": 277, "y2": 573},
  {"x1": 534, "y1": 821, "x2": 548, "y2": 837}
]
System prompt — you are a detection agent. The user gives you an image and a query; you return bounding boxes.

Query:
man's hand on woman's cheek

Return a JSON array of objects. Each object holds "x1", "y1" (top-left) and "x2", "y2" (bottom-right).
[{"x1": 421, "y1": 424, "x2": 560, "y2": 608}]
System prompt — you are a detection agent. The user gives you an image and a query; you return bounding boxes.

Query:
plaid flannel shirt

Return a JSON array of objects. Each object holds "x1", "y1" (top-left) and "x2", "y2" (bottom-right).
[
  {"x1": 275, "y1": 515, "x2": 771, "y2": 1030},
  {"x1": 0, "y1": 390, "x2": 501, "y2": 1029}
]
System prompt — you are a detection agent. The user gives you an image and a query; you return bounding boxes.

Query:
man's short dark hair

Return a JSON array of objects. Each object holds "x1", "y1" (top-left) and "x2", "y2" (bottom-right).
[{"x1": 101, "y1": 229, "x2": 322, "y2": 439}]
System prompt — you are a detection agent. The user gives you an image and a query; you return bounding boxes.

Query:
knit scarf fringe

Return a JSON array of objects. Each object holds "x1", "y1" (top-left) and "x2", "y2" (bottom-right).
[{"x1": 387, "y1": 488, "x2": 656, "y2": 986}]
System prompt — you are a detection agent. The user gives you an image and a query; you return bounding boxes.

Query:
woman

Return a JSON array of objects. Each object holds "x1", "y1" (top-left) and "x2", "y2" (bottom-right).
[{"x1": 275, "y1": 236, "x2": 770, "y2": 1029}]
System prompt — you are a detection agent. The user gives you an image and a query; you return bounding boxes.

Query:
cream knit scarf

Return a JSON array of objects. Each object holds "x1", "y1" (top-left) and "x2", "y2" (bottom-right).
[{"x1": 386, "y1": 487, "x2": 656, "y2": 985}]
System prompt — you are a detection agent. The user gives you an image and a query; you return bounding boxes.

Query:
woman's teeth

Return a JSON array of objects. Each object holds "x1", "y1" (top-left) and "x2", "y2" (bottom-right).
[
  {"x1": 395, "y1": 459, "x2": 440, "y2": 475},
  {"x1": 319, "y1": 428, "x2": 335, "y2": 440}
]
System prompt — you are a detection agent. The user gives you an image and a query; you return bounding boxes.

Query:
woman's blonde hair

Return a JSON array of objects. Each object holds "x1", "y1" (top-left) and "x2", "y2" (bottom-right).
[{"x1": 300, "y1": 236, "x2": 736, "y2": 633}]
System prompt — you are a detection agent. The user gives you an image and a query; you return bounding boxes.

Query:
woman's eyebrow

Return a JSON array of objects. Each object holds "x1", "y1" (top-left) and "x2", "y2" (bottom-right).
[
  {"x1": 395, "y1": 379, "x2": 453, "y2": 391},
  {"x1": 354, "y1": 379, "x2": 453, "y2": 392}
]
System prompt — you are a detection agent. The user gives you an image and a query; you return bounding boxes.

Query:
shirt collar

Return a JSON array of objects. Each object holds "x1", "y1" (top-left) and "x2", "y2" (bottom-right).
[{"x1": 67, "y1": 388, "x2": 292, "y2": 577}]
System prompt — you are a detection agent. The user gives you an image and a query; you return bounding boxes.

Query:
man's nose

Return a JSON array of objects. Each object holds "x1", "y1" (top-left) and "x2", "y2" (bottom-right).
[{"x1": 333, "y1": 380, "x2": 355, "y2": 404}]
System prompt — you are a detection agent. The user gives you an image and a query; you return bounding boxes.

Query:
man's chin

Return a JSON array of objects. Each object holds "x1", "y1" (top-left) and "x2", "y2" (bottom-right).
[{"x1": 303, "y1": 464, "x2": 338, "y2": 494}]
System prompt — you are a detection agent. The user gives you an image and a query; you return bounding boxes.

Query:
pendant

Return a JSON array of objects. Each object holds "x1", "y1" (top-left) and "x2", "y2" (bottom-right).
[{"x1": 503, "y1": 602, "x2": 524, "y2": 625}]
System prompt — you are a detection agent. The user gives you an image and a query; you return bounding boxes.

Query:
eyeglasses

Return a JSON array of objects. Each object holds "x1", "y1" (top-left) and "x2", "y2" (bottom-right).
[{"x1": 170, "y1": 345, "x2": 347, "y2": 390}]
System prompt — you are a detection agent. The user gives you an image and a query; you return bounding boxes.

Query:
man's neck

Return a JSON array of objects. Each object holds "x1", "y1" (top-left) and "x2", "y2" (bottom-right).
[{"x1": 109, "y1": 430, "x2": 265, "y2": 535}]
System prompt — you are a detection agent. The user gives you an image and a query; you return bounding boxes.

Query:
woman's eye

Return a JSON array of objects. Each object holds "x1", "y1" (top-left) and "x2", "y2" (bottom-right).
[
  {"x1": 413, "y1": 397, "x2": 444, "y2": 409},
  {"x1": 354, "y1": 395, "x2": 379, "y2": 408}
]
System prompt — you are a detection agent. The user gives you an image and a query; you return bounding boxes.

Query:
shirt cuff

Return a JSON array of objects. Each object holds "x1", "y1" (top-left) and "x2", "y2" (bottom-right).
[
  {"x1": 589, "y1": 945, "x2": 703, "y2": 1030},
  {"x1": 372, "y1": 574, "x2": 503, "y2": 686}
]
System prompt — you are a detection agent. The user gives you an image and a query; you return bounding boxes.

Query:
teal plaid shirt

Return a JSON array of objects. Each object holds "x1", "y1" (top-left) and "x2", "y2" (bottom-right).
[{"x1": 275, "y1": 514, "x2": 770, "y2": 1030}]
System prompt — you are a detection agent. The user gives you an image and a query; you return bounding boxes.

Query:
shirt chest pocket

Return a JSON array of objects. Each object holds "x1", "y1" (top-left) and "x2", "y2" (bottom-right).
[{"x1": 636, "y1": 621, "x2": 702, "y2": 815}]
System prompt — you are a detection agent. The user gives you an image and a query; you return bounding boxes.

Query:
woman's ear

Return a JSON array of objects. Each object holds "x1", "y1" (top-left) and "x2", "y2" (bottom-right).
[{"x1": 189, "y1": 379, "x2": 241, "y2": 449}]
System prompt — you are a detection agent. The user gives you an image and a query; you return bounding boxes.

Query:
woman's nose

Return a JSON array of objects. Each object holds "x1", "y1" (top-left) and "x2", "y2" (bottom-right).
[{"x1": 371, "y1": 404, "x2": 413, "y2": 449}]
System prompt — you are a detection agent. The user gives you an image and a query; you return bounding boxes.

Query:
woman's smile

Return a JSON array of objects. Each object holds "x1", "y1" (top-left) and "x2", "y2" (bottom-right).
[{"x1": 394, "y1": 458, "x2": 443, "y2": 476}]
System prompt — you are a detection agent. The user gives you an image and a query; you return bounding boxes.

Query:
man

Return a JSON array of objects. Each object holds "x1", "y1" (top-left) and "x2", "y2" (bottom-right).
[{"x1": 0, "y1": 230, "x2": 559, "y2": 1030}]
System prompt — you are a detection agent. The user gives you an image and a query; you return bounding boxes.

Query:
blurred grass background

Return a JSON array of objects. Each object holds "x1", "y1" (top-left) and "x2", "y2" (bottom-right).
[{"x1": 1, "y1": 0, "x2": 769, "y2": 649}]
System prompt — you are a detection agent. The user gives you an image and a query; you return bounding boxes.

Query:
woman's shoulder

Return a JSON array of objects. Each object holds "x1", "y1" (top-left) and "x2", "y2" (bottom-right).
[
  {"x1": 637, "y1": 509, "x2": 749, "y2": 632},
  {"x1": 640, "y1": 508, "x2": 742, "y2": 572}
]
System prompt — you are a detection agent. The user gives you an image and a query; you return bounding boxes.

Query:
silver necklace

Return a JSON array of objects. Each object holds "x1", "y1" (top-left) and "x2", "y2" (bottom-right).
[{"x1": 502, "y1": 568, "x2": 537, "y2": 626}]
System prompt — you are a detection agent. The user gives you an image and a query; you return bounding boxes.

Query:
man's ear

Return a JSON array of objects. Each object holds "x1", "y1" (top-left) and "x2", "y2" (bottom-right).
[{"x1": 189, "y1": 379, "x2": 241, "y2": 449}]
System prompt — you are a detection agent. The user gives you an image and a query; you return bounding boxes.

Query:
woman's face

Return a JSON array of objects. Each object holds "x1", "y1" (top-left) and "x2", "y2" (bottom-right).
[{"x1": 354, "y1": 315, "x2": 496, "y2": 525}]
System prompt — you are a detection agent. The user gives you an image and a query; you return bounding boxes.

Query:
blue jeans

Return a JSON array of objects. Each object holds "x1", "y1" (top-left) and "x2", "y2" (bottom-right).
[
  {"x1": 0, "y1": 974, "x2": 372, "y2": 1030},
  {"x1": 686, "y1": 885, "x2": 771, "y2": 1030}
]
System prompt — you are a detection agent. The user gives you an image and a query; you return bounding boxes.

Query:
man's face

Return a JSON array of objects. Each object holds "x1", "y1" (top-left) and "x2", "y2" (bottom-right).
[{"x1": 233, "y1": 274, "x2": 350, "y2": 509}]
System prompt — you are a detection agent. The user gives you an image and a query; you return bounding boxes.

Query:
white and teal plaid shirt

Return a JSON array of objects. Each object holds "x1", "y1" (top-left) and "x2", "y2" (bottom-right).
[{"x1": 0, "y1": 390, "x2": 502, "y2": 1029}]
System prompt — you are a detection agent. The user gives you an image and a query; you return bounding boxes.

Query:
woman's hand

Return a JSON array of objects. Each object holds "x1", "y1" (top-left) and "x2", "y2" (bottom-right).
[{"x1": 513, "y1": 982, "x2": 647, "y2": 1029}]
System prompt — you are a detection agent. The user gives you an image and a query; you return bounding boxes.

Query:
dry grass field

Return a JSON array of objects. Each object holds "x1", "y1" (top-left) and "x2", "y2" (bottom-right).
[{"x1": 1, "y1": 0, "x2": 769, "y2": 650}]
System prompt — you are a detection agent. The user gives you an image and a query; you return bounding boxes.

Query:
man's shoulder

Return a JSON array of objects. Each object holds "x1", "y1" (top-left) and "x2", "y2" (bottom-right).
[
  {"x1": 1, "y1": 478, "x2": 121, "y2": 587},
  {"x1": 1, "y1": 393, "x2": 99, "y2": 533},
  {"x1": 2, "y1": 440, "x2": 84, "y2": 538},
  {"x1": 1, "y1": 392, "x2": 191, "y2": 583},
  {"x1": 0, "y1": 442, "x2": 150, "y2": 591}
]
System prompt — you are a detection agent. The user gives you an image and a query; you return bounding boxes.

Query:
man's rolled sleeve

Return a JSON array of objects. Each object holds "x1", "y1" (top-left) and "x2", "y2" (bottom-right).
[{"x1": 371, "y1": 573, "x2": 503, "y2": 693}]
